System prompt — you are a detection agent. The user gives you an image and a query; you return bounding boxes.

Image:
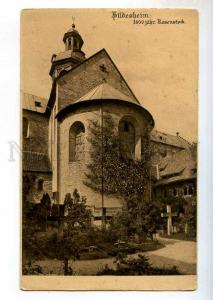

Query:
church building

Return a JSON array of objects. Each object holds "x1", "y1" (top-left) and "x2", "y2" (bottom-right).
[
  {"x1": 22, "y1": 23, "x2": 155, "y2": 223},
  {"x1": 22, "y1": 23, "x2": 196, "y2": 228}
]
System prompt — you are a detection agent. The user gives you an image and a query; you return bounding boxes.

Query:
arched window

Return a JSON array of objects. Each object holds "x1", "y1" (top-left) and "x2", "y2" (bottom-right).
[
  {"x1": 23, "y1": 117, "x2": 29, "y2": 138},
  {"x1": 73, "y1": 38, "x2": 77, "y2": 48},
  {"x1": 69, "y1": 121, "x2": 85, "y2": 161},
  {"x1": 68, "y1": 38, "x2": 71, "y2": 50},
  {"x1": 119, "y1": 119, "x2": 135, "y2": 160}
]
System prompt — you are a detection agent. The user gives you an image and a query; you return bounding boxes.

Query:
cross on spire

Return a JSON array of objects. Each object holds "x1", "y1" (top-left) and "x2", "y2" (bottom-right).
[{"x1": 72, "y1": 16, "x2": 75, "y2": 28}]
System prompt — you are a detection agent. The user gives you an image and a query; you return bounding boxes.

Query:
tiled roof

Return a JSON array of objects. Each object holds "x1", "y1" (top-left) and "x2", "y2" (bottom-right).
[
  {"x1": 21, "y1": 91, "x2": 48, "y2": 113},
  {"x1": 75, "y1": 82, "x2": 139, "y2": 106},
  {"x1": 154, "y1": 173, "x2": 196, "y2": 186},
  {"x1": 150, "y1": 130, "x2": 191, "y2": 149},
  {"x1": 22, "y1": 151, "x2": 51, "y2": 172},
  {"x1": 154, "y1": 149, "x2": 197, "y2": 186}
]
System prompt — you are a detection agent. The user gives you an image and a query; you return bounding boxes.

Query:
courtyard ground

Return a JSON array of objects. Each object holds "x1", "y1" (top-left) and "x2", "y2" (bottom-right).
[{"x1": 32, "y1": 235, "x2": 196, "y2": 275}]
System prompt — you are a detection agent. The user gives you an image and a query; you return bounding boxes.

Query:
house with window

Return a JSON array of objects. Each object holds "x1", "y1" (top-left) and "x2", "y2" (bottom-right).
[
  {"x1": 22, "y1": 92, "x2": 52, "y2": 204},
  {"x1": 150, "y1": 130, "x2": 191, "y2": 165},
  {"x1": 152, "y1": 147, "x2": 197, "y2": 202}
]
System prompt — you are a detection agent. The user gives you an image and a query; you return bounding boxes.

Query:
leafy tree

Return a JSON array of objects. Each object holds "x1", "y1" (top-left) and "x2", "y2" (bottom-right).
[
  {"x1": 85, "y1": 113, "x2": 151, "y2": 198},
  {"x1": 22, "y1": 174, "x2": 39, "y2": 268},
  {"x1": 22, "y1": 204, "x2": 40, "y2": 267},
  {"x1": 22, "y1": 173, "x2": 36, "y2": 202},
  {"x1": 35, "y1": 193, "x2": 51, "y2": 231},
  {"x1": 85, "y1": 112, "x2": 155, "y2": 239},
  {"x1": 22, "y1": 192, "x2": 51, "y2": 268},
  {"x1": 179, "y1": 196, "x2": 197, "y2": 236},
  {"x1": 111, "y1": 198, "x2": 164, "y2": 241},
  {"x1": 156, "y1": 192, "x2": 197, "y2": 237},
  {"x1": 58, "y1": 189, "x2": 92, "y2": 275}
]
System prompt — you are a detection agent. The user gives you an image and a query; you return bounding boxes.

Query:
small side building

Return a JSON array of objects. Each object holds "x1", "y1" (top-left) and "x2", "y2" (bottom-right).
[
  {"x1": 152, "y1": 147, "x2": 197, "y2": 203},
  {"x1": 150, "y1": 130, "x2": 191, "y2": 165},
  {"x1": 22, "y1": 92, "x2": 52, "y2": 203}
]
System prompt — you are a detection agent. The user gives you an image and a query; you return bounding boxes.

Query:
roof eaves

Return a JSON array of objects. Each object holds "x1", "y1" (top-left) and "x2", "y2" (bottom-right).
[
  {"x1": 151, "y1": 139, "x2": 185, "y2": 149},
  {"x1": 56, "y1": 98, "x2": 154, "y2": 127},
  {"x1": 154, "y1": 174, "x2": 196, "y2": 187},
  {"x1": 23, "y1": 108, "x2": 46, "y2": 116}
]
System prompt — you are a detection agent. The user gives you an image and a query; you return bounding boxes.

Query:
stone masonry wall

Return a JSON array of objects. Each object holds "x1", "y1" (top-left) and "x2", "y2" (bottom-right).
[
  {"x1": 151, "y1": 141, "x2": 183, "y2": 165},
  {"x1": 57, "y1": 49, "x2": 138, "y2": 110},
  {"x1": 58, "y1": 101, "x2": 151, "y2": 208},
  {"x1": 22, "y1": 110, "x2": 49, "y2": 155}
]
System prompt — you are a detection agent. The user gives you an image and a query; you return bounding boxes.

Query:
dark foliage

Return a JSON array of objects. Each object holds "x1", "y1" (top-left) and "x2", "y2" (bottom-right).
[
  {"x1": 85, "y1": 113, "x2": 160, "y2": 239},
  {"x1": 85, "y1": 113, "x2": 151, "y2": 198},
  {"x1": 56, "y1": 189, "x2": 92, "y2": 274},
  {"x1": 22, "y1": 174, "x2": 36, "y2": 201},
  {"x1": 22, "y1": 192, "x2": 52, "y2": 266},
  {"x1": 22, "y1": 263, "x2": 43, "y2": 275},
  {"x1": 157, "y1": 193, "x2": 197, "y2": 236},
  {"x1": 97, "y1": 254, "x2": 181, "y2": 276},
  {"x1": 109, "y1": 197, "x2": 164, "y2": 241}
]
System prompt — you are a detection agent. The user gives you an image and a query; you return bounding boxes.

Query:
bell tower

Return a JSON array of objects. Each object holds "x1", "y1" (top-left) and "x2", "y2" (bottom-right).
[
  {"x1": 63, "y1": 23, "x2": 84, "y2": 52},
  {"x1": 49, "y1": 21, "x2": 86, "y2": 79}
]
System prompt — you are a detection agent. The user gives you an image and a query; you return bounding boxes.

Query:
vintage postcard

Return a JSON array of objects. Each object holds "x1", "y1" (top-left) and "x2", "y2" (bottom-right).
[{"x1": 21, "y1": 8, "x2": 198, "y2": 290}]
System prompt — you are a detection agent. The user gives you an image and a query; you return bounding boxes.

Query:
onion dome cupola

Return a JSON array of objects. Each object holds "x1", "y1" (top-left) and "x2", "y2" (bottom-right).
[
  {"x1": 49, "y1": 22, "x2": 86, "y2": 79},
  {"x1": 63, "y1": 23, "x2": 84, "y2": 52}
]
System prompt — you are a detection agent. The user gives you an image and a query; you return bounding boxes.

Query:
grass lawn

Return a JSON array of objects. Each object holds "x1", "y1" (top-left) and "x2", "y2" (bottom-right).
[{"x1": 30, "y1": 250, "x2": 196, "y2": 275}]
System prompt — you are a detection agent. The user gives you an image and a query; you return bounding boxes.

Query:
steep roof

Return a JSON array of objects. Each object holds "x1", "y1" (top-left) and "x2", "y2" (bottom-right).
[
  {"x1": 21, "y1": 91, "x2": 48, "y2": 113},
  {"x1": 22, "y1": 151, "x2": 51, "y2": 173},
  {"x1": 150, "y1": 130, "x2": 191, "y2": 149},
  {"x1": 56, "y1": 82, "x2": 154, "y2": 126},
  {"x1": 154, "y1": 149, "x2": 197, "y2": 186},
  {"x1": 75, "y1": 82, "x2": 138, "y2": 105}
]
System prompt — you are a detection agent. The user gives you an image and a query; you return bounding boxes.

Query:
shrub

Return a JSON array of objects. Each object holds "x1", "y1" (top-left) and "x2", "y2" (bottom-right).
[
  {"x1": 139, "y1": 241, "x2": 164, "y2": 252},
  {"x1": 97, "y1": 254, "x2": 181, "y2": 276},
  {"x1": 108, "y1": 244, "x2": 138, "y2": 256},
  {"x1": 79, "y1": 250, "x2": 109, "y2": 260},
  {"x1": 22, "y1": 263, "x2": 43, "y2": 275}
]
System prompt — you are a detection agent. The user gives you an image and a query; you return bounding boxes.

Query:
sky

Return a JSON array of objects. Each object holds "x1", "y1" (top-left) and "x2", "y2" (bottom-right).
[{"x1": 21, "y1": 9, "x2": 198, "y2": 142}]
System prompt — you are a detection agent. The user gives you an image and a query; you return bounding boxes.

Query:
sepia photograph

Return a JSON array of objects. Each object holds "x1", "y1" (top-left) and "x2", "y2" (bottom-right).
[{"x1": 20, "y1": 8, "x2": 198, "y2": 290}]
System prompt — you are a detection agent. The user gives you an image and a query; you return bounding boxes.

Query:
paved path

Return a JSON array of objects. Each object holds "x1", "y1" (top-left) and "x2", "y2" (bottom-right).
[
  {"x1": 34, "y1": 237, "x2": 197, "y2": 275},
  {"x1": 141, "y1": 236, "x2": 196, "y2": 275},
  {"x1": 147, "y1": 236, "x2": 196, "y2": 264}
]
